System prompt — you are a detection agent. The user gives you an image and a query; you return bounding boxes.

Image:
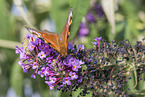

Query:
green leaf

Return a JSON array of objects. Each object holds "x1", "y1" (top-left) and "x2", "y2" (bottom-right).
[
  {"x1": 121, "y1": 0, "x2": 138, "y2": 19},
  {"x1": 0, "y1": 0, "x2": 15, "y2": 40},
  {"x1": 101, "y1": 0, "x2": 115, "y2": 34},
  {"x1": 46, "y1": 89, "x2": 61, "y2": 97},
  {"x1": 135, "y1": 89, "x2": 145, "y2": 96},
  {"x1": 121, "y1": 0, "x2": 140, "y2": 44},
  {"x1": 50, "y1": 0, "x2": 90, "y2": 40},
  {"x1": 50, "y1": 0, "x2": 70, "y2": 33},
  {"x1": 124, "y1": 19, "x2": 140, "y2": 45},
  {"x1": 86, "y1": 23, "x2": 98, "y2": 48},
  {"x1": 72, "y1": 88, "x2": 92, "y2": 97},
  {"x1": 125, "y1": 71, "x2": 136, "y2": 94},
  {"x1": 72, "y1": 88, "x2": 81, "y2": 97},
  {"x1": 69, "y1": 0, "x2": 90, "y2": 41},
  {"x1": 10, "y1": 58, "x2": 24, "y2": 97},
  {"x1": 60, "y1": 91, "x2": 70, "y2": 97},
  {"x1": 137, "y1": 73, "x2": 145, "y2": 90},
  {"x1": 114, "y1": 19, "x2": 126, "y2": 42}
]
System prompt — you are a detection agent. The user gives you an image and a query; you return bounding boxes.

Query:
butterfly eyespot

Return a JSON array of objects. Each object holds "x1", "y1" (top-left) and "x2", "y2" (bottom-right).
[
  {"x1": 67, "y1": 35, "x2": 69, "y2": 39},
  {"x1": 48, "y1": 43, "x2": 51, "y2": 45},
  {"x1": 69, "y1": 25, "x2": 71, "y2": 32},
  {"x1": 32, "y1": 32, "x2": 36, "y2": 35},
  {"x1": 70, "y1": 16, "x2": 72, "y2": 21},
  {"x1": 38, "y1": 37, "x2": 44, "y2": 41}
]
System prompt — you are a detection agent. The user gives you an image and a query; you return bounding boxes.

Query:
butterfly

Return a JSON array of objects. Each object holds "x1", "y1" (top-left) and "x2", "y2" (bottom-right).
[{"x1": 26, "y1": 8, "x2": 73, "y2": 56}]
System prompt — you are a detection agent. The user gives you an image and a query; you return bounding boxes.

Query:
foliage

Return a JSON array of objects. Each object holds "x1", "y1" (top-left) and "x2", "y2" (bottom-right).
[{"x1": 0, "y1": 0, "x2": 145, "y2": 97}]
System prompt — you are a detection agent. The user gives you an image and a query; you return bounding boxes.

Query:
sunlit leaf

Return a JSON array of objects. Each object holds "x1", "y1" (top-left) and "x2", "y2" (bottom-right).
[
  {"x1": 72, "y1": 88, "x2": 92, "y2": 97},
  {"x1": 0, "y1": 0, "x2": 15, "y2": 40},
  {"x1": 124, "y1": 19, "x2": 140, "y2": 45},
  {"x1": 137, "y1": 73, "x2": 145, "y2": 90},
  {"x1": 101, "y1": 0, "x2": 115, "y2": 34},
  {"x1": 72, "y1": 88, "x2": 82, "y2": 97},
  {"x1": 86, "y1": 23, "x2": 98, "y2": 48},
  {"x1": 125, "y1": 71, "x2": 136, "y2": 94},
  {"x1": 69, "y1": 0, "x2": 90, "y2": 41},
  {"x1": 50, "y1": 0, "x2": 70, "y2": 33},
  {"x1": 60, "y1": 91, "x2": 70, "y2": 97},
  {"x1": 121, "y1": 0, "x2": 140, "y2": 44}
]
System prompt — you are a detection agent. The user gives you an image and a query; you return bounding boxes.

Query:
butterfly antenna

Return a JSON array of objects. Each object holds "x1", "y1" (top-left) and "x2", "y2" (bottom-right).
[{"x1": 25, "y1": 26, "x2": 33, "y2": 31}]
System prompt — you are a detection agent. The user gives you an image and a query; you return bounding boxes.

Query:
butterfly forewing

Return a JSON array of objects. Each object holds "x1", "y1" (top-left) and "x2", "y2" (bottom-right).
[
  {"x1": 61, "y1": 8, "x2": 73, "y2": 51},
  {"x1": 40, "y1": 30, "x2": 61, "y2": 52}
]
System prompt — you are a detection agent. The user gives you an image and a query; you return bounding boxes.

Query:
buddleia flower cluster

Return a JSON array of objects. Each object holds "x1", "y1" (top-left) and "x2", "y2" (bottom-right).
[
  {"x1": 15, "y1": 34, "x2": 84, "y2": 90},
  {"x1": 16, "y1": 34, "x2": 145, "y2": 96}
]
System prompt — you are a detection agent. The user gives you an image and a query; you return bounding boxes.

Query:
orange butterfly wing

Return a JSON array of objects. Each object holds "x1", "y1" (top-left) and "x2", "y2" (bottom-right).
[
  {"x1": 39, "y1": 30, "x2": 61, "y2": 52},
  {"x1": 60, "y1": 8, "x2": 73, "y2": 53},
  {"x1": 26, "y1": 8, "x2": 73, "y2": 56},
  {"x1": 26, "y1": 27, "x2": 61, "y2": 52}
]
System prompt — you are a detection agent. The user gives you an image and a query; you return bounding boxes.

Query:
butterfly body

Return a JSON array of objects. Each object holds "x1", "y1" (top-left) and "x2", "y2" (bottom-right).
[{"x1": 26, "y1": 8, "x2": 72, "y2": 56}]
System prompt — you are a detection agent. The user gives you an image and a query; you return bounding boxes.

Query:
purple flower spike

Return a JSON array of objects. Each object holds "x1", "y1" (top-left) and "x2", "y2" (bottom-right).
[
  {"x1": 69, "y1": 72, "x2": 78, "y2": 80},
  {"x1": 79, "y1": 28, "x2": 89, "y2": 37},
  {"x1": 80, "y1": 22, "x2": 86, "y2": 28},
  {"x1": 38, "y1": 51, "x2": 46, "y2": 59},
  {"x1": 95, "y1": 3, "x2": 104, "y2": 17},
  {"x1": 86, "y1": 13, "x2": 96, "y2": 23},
  {"x1": 63, "y1": 77, "x2": 71, "y2": 85},
  {"x1": 79, "y1": 22, "x2": 89, "y2": 37}
]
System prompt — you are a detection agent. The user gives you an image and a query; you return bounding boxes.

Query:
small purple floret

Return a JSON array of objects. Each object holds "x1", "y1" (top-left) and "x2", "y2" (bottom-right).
[
  {"x1": 63, "y1": 77, "x2": 71, "y2": 85},
  {"x1": 38, "y1": 51, "x2": 46, "y2": 59},
  {"x1": 92, "y1": 41, "x2": 98, "y2": 46},
  {"x1": 69, "y1": 72, "x2": 78, "y2": 80},
  {"x1": 94, "y1": 37, "x2": 102, "y2": 41},
  {"x1": 78, "y1": 44, "x2": 85, "y2": 50}
]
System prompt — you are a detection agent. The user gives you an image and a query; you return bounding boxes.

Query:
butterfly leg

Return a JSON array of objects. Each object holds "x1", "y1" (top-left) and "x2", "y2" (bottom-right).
[
  {"x1": 52, "y1": 54, "x2": 60, "y2": 68},
  {"x1": 56, "y1": 54, "x2": 60, "y2": 61}
]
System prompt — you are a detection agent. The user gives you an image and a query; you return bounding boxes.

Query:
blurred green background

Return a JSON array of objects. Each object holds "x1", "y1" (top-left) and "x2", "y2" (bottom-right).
[{"x1": 0, "y1": 0, "x2": 144, "y2": 97}]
